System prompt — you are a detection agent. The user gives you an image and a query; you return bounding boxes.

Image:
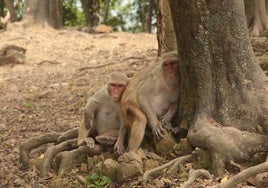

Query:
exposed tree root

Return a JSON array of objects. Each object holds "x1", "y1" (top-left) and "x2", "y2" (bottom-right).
[
  {"x1": 57, "y1": 127, "x2": 78, "y2": 143},
  {"x1": 180, "y1": 169, "x2": 212, "y2": 188},
  {"x1": 215, "y1": 161, "x2": 268, "y2": 188},
  {"x1": 55, "y1": 145, "x2": 103, "y2": 175},
  {"x1": 188, "y1": 115, "x2": 268, "y2": 176},
  {"x1": 41, "y1": 138, "x2": 78, "y2": 177},
  {"x1": 19, "y1": 127, "x2": 106, "y2": 177},
  {"x1": 19, "y1": 132, "x2": 61, "y2": 166},
  {"x1": 166, "y1": 154, "x2": 193, "y2": 175},
  {"x1": 142, "y1": 154, "x2": 193, "y2": 186}
]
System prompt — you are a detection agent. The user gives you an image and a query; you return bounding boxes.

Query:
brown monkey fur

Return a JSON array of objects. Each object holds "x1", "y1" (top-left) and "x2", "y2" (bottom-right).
[
  {"x1": 114, "y1": 51, "x2": 180, "y2": 154},
  {"x1": 77, "y1": 72, "x2": 129, "y2": 148}
]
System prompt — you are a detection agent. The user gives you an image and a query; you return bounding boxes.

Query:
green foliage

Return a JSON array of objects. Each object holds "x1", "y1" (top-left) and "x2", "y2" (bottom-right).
[
  {"x1": 18, "y1": 115, "x2": 26, "y2": 122},
  {"x1": 105, "y1": 0, "x2": 143, "y2": 32},
  {"x1": 84, "y1": 172, "x2": 111, "y2": 188},
  {"x1": 1, "y1": 0, "x2": 156, "y2": 32},
  {"x1": 62, "y1": 0, "x2": 85, "y2": 26},
  {"x1": 14, "y1": 0, "x2": 24, "y2": 20},
  {"x1": 25, "y1": 101, "x2": 34, "y2": 108}
]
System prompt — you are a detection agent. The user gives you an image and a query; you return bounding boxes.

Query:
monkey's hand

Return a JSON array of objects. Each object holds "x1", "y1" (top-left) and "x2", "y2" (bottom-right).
[
  {"x1": 152, "y1": 123, "x2": 165, "y2": 140},
  {"x1": 160, "y1": 118, "x2": 179, "y2": 134},
  {"x1": 114, "y1": 140, "x2": 124, "y2": 155},
  {"x1": 85, "y1": 137, "x2": 95, "y2": 149}
]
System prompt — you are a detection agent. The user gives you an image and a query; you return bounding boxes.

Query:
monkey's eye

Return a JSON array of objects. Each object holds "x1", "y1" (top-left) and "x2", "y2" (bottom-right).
[
  {"x1": 169, "y1": 61, "x2": 178, "y2": 65},
  {"x1": 109, "y1": 83, "x2": 125, "y2": 88},
  {"x1": 163, "y1": 60, "x2": 177, "y2": 67}
]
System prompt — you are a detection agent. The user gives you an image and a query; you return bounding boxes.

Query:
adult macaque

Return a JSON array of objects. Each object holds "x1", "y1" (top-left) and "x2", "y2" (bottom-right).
[
  {"x1": 114, "y1": 51, "x2": 180, "y2": 154},
  {"x1": 77, "y1": 72, "x2": 129, "y2": 148}
]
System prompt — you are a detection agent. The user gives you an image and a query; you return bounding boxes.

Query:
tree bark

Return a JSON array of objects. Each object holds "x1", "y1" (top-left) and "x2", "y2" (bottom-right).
[
  {"x1": 22, "y1": 0, "x2": 62, "y2": 29},
  {"x1": 103, "y1": 0, "x2": 110, "y2": 24},
  {"x1": 169, "y1": 0, "x2": 268, "y2": 176},
  {"x1": 146, "y1": 0, "x2": 153, "y2": 33},
  {"x1": 0, "y1": 1, "x2": 4, "y2": 18},
  {"x1": 81, "y1": 0, "x2": 92, "y2": 28},
  {"x1": 244, "y1": 0, "x2": 268, "y2": 36},
  {"x1": 157, "y1": 0, "x2": 177, "y2": 56}
]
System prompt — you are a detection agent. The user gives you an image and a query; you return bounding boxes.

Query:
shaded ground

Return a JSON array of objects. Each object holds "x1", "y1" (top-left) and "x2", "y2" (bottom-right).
[{"x1": 0, "y1": 26, "x2": 267, "y2": 187}]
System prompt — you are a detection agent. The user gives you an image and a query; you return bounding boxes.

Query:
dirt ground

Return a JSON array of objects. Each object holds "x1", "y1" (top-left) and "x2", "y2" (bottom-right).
[
  {"x1": 0, "y1": 26, "x2": 267, "y2": 187},
  {"x1": 0, "y1": 26, "x2": 158, "y2": 187}
]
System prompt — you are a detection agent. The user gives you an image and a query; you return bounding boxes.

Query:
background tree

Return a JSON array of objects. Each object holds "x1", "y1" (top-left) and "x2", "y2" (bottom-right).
[
  {"x1": 102, "y1": 0, "x2": 110, "y2": 24},
  {"x1": 0, "y1": 1, "x2": 4, "y2": 17},
  {"x1": 140, "y1": 0, "x2": 156, "y2": 33},
  {"x1": 80, "y1": 0, "x2": 102, "y2": 28},
  {"x1": 62, "y1": 0, "x2": 84, "y2": 26},
  {"x1": 169, "y1": 0, "x2": 268, "y2": 177},
  {"x1": 0, "y1": 0, "x2": 158, "y2": 33},
  {"x1": 22, "y1": 0, "x2": 62, "y2": 29},
  {"x1": 4, "y1": 0, "x2": 18, "y2": 22},
  {"x1": 156, "y1": 0, "x2": 176, "y2": 56}
]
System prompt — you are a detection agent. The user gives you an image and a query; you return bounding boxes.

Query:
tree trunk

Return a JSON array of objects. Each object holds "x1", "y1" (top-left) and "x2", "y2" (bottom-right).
[
  {"x1": 92, "y1": 0, "x2": 101, "y2": 26},
  {"x1": 0, "y1": 1, "x2": 4, "y2": 18},
  {"x1": 244, "y1": 0, "x2": 268, "y2": 36},
  {"x1": 81, "y1": 0, "x2": 92, "y2": 28},
  {"x1": 145, "y1": 0, "x2": 153, "y2": 33},
  {"x1": 169, "y1": 0, "x2": 268, "y2": 176},
  {"x1": 157, "y1": 0, "x2": 176, "y2": 56},
  {"x1": 22, "y1": 0, "x2": 62, "y2": 29},
  {"x1": 103, "y1": 0, "x2": 110, "y2": 24},
  {"x1": 4, "y1": 0, "x2": 18, "y2": 22}
]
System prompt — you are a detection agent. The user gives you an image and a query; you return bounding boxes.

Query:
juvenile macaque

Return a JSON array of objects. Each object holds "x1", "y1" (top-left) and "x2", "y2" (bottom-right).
[
  {"x1": 114, "y1": 51, "x2": 180, "y2": 154},
  {"x1": 77, "y1": 72, "x2": 129, "y2": 148}
]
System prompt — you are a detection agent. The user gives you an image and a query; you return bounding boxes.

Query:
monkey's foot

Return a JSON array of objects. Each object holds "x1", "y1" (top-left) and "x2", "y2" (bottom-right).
[
  {"x1": 95, "y1": 135, "x2": 117, "y2": 145},
  {"x1": 114, "y1": 140, "x2": 124, "y2": 155},
  {"x1": 85, "y1": 137, "x2": 95, "y2": 149}
]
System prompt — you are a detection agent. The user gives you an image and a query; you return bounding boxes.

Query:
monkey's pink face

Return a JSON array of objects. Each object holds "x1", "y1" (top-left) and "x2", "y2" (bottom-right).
[
  {"x1": 162, "y1": 59, "x2": 178, "y2": 80},
  {"x1": 108, "y1": 83, "x2": 126, "y2": 101}
]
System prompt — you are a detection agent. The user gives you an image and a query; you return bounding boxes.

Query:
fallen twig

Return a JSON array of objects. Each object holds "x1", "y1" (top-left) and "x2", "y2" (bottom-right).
[
  {"x1": 77, "y1": 56, "x2": 153, "y2": 71},
  {"x1": 37, "y1": 60, "x2": 61, "y2": 65},
  {"x1": 78, "y1": 61, "x2": 118, "y2": 71}
]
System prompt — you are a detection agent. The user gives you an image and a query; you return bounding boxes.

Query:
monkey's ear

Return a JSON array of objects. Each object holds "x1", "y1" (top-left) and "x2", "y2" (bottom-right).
[{"x1": 126, "y1": 71, "x2": 135, "y2": 78}]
